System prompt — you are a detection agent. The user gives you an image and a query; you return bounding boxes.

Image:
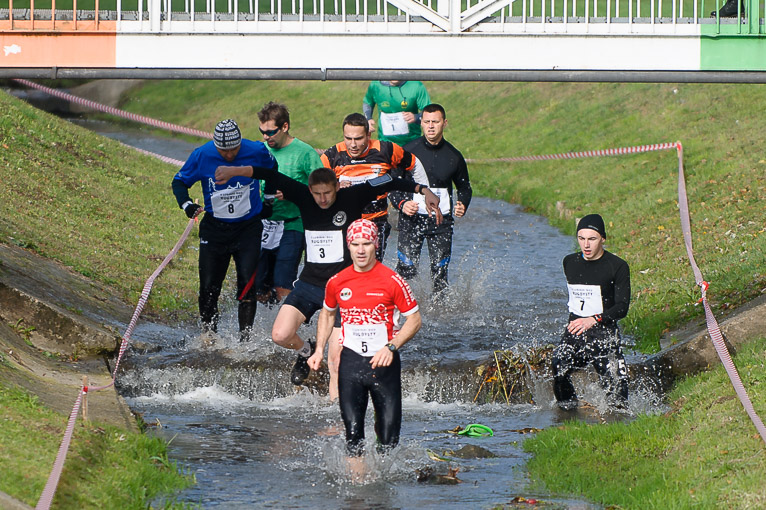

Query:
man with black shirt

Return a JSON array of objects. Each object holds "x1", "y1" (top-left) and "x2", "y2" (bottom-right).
[
  {"x1": 214, "y1": 164, "x2": 441, "y2": 397},
  {"x1": 551, "y1": 214, "x2": 631, "y2": 410},
  {"x1": 391, "y1": 104, "x2": 472, "y2": 295}
]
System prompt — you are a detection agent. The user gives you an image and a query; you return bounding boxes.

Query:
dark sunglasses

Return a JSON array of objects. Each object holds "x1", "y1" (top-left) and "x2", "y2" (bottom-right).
[{"x1": 259, "y1": 127, "x2": 281, "y2": 137}]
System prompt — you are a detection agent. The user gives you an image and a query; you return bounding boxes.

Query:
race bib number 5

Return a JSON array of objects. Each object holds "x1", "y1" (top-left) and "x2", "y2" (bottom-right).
[
  {"x1": 343, "y1": 323, "x2": 388, "y2": 357},
  {"x1": 305, "y1": 230, "x2": 344, "y2": 263},
  {"x1": 567, "y1": 284, "x2": 603, "y2": 317}
]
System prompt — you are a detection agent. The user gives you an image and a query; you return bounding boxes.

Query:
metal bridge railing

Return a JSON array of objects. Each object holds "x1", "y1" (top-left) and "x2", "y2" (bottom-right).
[{"x1": 0, "y1": 0, "x2": 762, "y2": 33}]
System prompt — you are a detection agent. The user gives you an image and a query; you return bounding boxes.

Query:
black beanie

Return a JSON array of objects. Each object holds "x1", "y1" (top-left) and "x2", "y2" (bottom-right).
[{"x1": 577, "y1": 214, "x2": 607, "y2": 239}]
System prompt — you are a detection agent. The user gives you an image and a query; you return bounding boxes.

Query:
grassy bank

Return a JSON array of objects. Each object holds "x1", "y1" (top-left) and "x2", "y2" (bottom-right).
[
  {"x1": 0, "y1": 381, "x2": 194, "y2": 508},
  {"x1": 0, "y1": 90, "x2": 201, "y2": 320},
  {"x1": 116, "y1": 80, "x2": 766, "y2": 351},
  {"x1": 523, "y1": 337, "x2": 766, "y2": 509}
]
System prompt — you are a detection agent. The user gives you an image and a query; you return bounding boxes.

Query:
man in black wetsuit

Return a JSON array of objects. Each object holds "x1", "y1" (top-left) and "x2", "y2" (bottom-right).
[
  {"x1": 390, "y1": 104, "x2": 472, "y2": 295},
  {"x1": 214, "y1": 164, "x2": 441, "y2": 396},
  {"x1": 551, "y1": 214, "x2": 631, "y2": 410}
]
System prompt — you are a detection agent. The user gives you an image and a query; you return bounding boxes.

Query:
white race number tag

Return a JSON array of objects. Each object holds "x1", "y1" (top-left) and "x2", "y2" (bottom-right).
[
  {"x1": 343, "y1": 323, "x2": 388, "y2": 357},
  {"x1": 414, "y1": 187, "x2": 450, "y2": 215},
  {"x1": 211, "y1": 183, "x2": 252, "y2": 219},
  {"x1": 261, "y1": 220, "x2": 284, "y2": 250},
  {"x1": 305, "y1": 230, "x2": 344, "y2": 263},
  {"x1": 380, "y1": 112, "x2": 409, "y2": 136},
  {"x1": 567, "y1": 284, "x2": 603, "y2": 317}
]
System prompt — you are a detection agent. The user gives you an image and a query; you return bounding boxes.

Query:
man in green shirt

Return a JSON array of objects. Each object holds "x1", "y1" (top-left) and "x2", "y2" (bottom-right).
[
  {"x1": 363, "y1": 81, "x2": 431, "y2": 146},
  {"x1": 254, "y1": 101, "x2": 323, "y2": 306}
]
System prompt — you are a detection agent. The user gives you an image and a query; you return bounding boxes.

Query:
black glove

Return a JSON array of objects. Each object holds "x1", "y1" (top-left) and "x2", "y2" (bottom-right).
[
  {"x1": 183, "y1": 202, "x2": 202, "y2": 219},
  {"x1": 259, "y1": 201, "x2": 273, "y2": 219}
]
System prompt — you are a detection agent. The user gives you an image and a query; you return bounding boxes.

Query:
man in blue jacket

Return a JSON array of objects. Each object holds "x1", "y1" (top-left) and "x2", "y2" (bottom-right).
[{"x1": 172, "y1": 119, "x2": 277, "y2": 341}]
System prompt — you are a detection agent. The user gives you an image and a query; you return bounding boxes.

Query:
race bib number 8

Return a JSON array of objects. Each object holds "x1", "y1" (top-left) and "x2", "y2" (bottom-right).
[
  {"x1": 305, "y1": 230, "x2": 344, "y2": 263},
  {"x1": 567, "y1": 284, "x2": 604, "y2": 317},
  {"x1": 343, "y1": 323, "x2": 388, "y2": 357},
  {"x1": 211, "y1": 183, "x2": 252, "y2": 219}
]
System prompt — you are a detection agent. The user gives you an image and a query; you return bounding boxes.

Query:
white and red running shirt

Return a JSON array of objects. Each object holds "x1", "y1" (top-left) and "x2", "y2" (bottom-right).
[{"x1": 324, "y1": 262, "x2": 418, "y2": 357}]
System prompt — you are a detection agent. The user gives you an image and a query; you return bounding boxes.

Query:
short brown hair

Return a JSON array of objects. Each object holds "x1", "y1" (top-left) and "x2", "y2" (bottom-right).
[
  {"x1": 257, "y1": 101, "x2": 290, "y2": 130},
  {"x1": 342, "y1": 113, "x2": 369, "y2": 133},
  {"x1": 308, "y1": 167, "x2": 338, "y2": 187}
]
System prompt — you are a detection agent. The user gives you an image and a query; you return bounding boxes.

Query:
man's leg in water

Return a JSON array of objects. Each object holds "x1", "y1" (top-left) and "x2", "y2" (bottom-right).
[
  {"x1": 271, "y1": 304, "x2": 308, "y2": 350},
  {"x1": 327, "y1": 326, "x2": 342, "y2": 400}
]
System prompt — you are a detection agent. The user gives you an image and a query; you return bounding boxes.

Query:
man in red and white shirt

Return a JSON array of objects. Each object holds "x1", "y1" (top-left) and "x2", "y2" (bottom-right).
[{"x1": 308, "y1": 218, "x2": 421, "y2": 458}]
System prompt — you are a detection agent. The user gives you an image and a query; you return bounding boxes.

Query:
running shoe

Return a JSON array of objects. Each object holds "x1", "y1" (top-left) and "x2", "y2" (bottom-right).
[{"x1": 290, "y1": 339, "x2": 316, "y2": 385}]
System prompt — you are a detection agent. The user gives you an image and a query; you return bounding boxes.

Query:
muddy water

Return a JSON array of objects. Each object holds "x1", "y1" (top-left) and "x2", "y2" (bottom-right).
[{"x1": 76, "y1": 120, "x2": 662, "y2": 509}]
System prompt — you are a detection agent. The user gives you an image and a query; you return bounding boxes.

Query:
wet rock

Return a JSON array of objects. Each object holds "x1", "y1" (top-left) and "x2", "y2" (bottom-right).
[
  {"x1": 450, "y1": 444, "x2": 497, "y2": 459},
  {"x1": 416, "y1": 465, "x2": 462, "y2": 484}
]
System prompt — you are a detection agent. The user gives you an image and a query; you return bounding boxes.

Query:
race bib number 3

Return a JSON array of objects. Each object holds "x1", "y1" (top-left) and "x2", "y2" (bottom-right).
[
  {"x1": 343, "y1": 323, "x2": 388, "y2": 357},
  {"x1": 567, "y1": 284, "x2": 604, "y2": 317},
  {"x1": 305, "y1": 230, "x2": 344, "y2": 263}
]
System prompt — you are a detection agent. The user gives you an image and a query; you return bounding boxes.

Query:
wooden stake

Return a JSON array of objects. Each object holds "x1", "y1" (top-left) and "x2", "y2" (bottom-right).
[{"x1": 82, "y1": 375, "x2": 89, "y2": 422}]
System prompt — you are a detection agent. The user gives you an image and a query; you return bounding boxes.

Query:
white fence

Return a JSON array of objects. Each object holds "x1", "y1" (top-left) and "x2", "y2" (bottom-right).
[{"x1": 1, "y1": 0, "x2": 759, "y2": 34}]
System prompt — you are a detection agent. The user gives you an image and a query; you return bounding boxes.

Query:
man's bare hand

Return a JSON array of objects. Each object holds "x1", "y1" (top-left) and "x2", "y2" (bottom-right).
[
  {"x1": 401, "y1": 201, "x2": 419, "y2": 216},
  {"x1": 567, "y1": 317, "x2": 597, "y2": 336},
  {"x1": 454, "y1": 201, "x2": 466, "y2": 218},
  {"x1": 307, "y1": 351, "x2": 323, "y2": 371},
  {"x1": 370, "y1": 348, "x2": 393, "y2": 369},
  {"x1": 423, "y1": 188, "x2": 443, "y2": 225}
]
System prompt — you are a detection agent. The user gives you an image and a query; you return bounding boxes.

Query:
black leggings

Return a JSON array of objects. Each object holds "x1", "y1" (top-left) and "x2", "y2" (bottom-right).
[
  {"x1": 338, "y1": 347, "x2": 401, "y2": 456},
  {"x1": 395, "y1": 213, "x2": 454, "y2": 293},
  {"x1": 551, "y1": 325, "x2": 629, "y2": 405},
  {"x1": 198, "y1": 215, "x2": 263, "y2": 332}
]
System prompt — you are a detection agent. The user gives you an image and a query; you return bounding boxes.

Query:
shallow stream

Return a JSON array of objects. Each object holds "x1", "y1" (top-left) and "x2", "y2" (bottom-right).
[{"x1": 75, "y1": 119, "x2": 664, "y2": 509}]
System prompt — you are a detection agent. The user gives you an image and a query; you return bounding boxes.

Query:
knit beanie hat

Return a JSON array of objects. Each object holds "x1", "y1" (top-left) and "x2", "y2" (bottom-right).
[{"x1": 213, "y1": 119, "x2": 242, "y2": 150}]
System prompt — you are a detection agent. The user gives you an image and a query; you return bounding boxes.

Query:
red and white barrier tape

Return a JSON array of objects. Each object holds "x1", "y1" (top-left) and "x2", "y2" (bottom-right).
[
  {"x1": 35, "y1": 217, "x2": 197, "y2": 510},
  {"x1": 130, "y1": 144, "x2": 186, "y2": 167},
  {"x1": 465, "y1": 142, "x2": 679, "y2": 163},
  {"x1": 35, "y1": 390, "x2": 83, "y2": 510},
  {"x1": 673, "y1": 143, "x2": 766, "y2": 444},
  {"x1": 13, "y1": 79, "x2": 213, "y2": 140}
]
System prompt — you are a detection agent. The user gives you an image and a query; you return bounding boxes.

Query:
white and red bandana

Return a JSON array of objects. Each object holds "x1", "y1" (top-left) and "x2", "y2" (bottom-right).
[{"x1": 346, "y1": 218, "x2": 379, "y2": 248}]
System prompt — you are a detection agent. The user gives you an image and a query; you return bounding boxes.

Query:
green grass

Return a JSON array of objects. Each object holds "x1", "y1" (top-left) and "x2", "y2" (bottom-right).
[
  {"x1": 523, "y1": 338, "x2": 766, "y2": 509},
  {"x1": 116, "y1": 80, "x2": 766, "y2": 352},
  {"x1": 0, "y1": 90, "x2": 202, "y2": 321},
  {"x1": 0, "y1": 381, "x2": 195, "y2": 509}
]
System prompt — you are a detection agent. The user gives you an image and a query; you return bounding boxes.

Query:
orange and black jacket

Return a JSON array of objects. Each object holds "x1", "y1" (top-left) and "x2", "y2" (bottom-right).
[{"x1": 321, "y1": 139, "x2": 426, "y2": 221}]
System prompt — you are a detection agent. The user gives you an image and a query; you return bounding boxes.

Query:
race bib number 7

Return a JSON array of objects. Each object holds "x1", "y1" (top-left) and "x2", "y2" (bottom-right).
[{"x1": 567, "y1": 284, "x2": 603, "y2": 317}]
